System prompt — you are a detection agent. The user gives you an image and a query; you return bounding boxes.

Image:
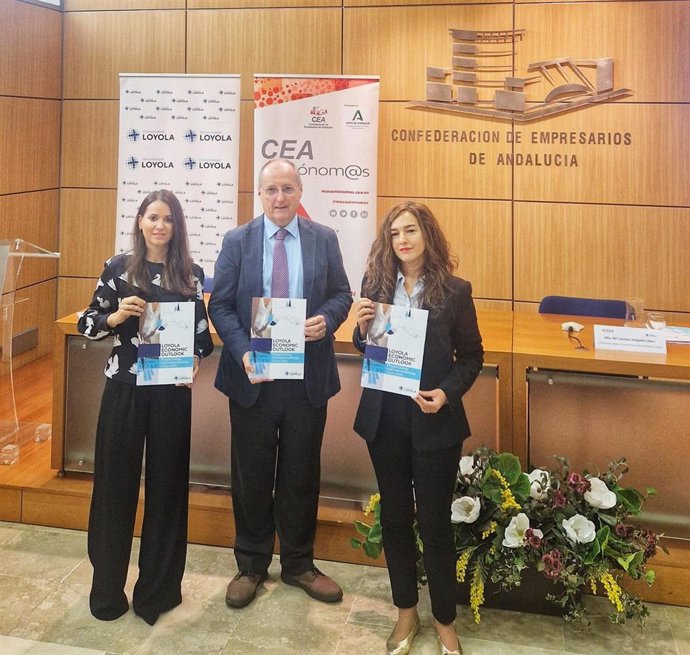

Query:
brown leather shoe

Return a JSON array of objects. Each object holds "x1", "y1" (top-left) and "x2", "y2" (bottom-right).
[
  {"x1": 280, "y1": 566, "x2": 343, "y2": 603},
  {"x1": 225, "y1": 571, "x2": 267, "y2": 608}
]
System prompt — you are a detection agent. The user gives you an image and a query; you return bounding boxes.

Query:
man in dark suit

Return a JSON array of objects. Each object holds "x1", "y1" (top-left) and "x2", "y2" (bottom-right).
[{"x1": 209, "y1": 158, "x2": 352, "y2": 609}]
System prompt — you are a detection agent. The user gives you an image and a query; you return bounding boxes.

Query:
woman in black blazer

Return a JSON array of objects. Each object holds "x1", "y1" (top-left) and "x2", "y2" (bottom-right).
[{"x1": 353, "y1": 202, "x2": 483, "y2": 655}]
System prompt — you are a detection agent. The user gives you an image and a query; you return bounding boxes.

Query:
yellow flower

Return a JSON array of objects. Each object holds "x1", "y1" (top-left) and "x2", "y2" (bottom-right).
[
  {"x1": 492, "y1": 469, "x2": 521, "y2": 512},
  {"x1": 589, "y1": 575, "x2": 597, "y2": 595},
  {"x1": 364, "y1": 493, "x2": 380, "y2": 516},
  {"x1": 456, "y1": 549, "x2": 472, "y2": 583},
  {"x1": 482, "y1": 521, "x2": 497, "y2": 540},
  {"x1": 600, "y1": 571, "x2": 625, "y2": 612},
  {"x1": 470, "y1": 566, "x2": 485, "y2": 624}
]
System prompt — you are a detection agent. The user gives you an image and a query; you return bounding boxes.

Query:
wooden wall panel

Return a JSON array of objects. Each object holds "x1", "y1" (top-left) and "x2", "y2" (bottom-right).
[
  {"x1": 513, "y1": 105, "x2": 690, "y2": 207},
  {"x1": 187, "y1": 9, "x2": 343, "y2": 100},
  {"x1": 516, "y1": 2, "x2": 690, "y2": 103},
  {"x1": 377, "y1": 197, "x2": 511, "y2": 301},
  {"x1": 57, "y1": 277, "x2": 100, "y2": 319},
  {"x1": 346, "y1": 0, "x2": 502, "y2": 5},
  {"x1": 191, "y1": 0, "x2": 339, "y2": 6},
  {"x1": 0, "y1": 0, "x2": 62, "y2": 98},
  {"x1": 343, "y1": 5, "x2": 512, "y2": 101},
  {"x1": 0, "y1": 488, "x2": 22, "y2": 523},
  {"x1": 52, "y1": 0, "x2": 690, "y2": 319},
  {"x1": 238, "y1": 191, "x2": 255, "y2": 226},
  {"x1": 476, "y1": 300, "x2": 512, "y2": 312},
  {"x1": 0, "y1": 190, "x2": 59, "y2": 290},
  {"x1": 21, "y1": 490, "x2": 91, "y2": 531},
  {"x1": 239, "y1": 100, "x2": 255, "y2": 194},
  {"x1": 378, "y1": 103, "x2": 511, "y2": 200},
  {"x1": 66, "y1": 0, "x2": 183, "y2": 9},
  {"x1": 514, "y1": 204, "x2": 690, "y2": 312},
  {"x1": 59, "y1": 189, "x2": 117, "y2": 278},
  {"x1": 12, "y1": 279, "x2": 58, "y2": 366},
  {"x1": 0, "y1": 98, "x2": 60, "y2": 195},
  {"x1": 61, "y1": 101, "x2": 119, "y2": 188},
  {"x1": 63, "y1": 10, "x2": 186, "y2": 99}
]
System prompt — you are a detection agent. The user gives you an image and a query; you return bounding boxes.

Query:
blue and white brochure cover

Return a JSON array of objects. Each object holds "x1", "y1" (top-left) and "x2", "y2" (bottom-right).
[
  {"x1": 361, "y1": 302, "x2": 429, "y2": 397},
  {"x1": 136, "y1": 301, "x2": 195, "y2": 386},
  {"x1": 249, "y1": 297, "x2": 307, "y2": 380}
]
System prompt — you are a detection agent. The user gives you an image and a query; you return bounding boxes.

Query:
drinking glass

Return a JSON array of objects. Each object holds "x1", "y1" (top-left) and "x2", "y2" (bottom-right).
[{"x1": 647, "y1": 312, "x2": 667, "y2": 330}]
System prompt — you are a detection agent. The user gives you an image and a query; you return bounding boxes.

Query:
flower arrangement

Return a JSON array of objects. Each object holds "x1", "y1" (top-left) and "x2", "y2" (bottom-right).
[{"x1": 351, "y1": 447, "x2": 662, "y2": 627}]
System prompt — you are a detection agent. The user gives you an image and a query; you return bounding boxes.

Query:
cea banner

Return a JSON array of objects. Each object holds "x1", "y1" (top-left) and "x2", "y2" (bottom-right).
[
  {"x1": 117, "y1": 74, "x2": 241, "y2": 285},
  {"x1": 253, "y1": 75, "x2": 380, "y2": 296}
]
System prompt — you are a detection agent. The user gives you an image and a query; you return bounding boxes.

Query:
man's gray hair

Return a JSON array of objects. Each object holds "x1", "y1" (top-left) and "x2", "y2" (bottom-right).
[{"x1": 257, "y1": 158, "x2": 303, "y2": 189}]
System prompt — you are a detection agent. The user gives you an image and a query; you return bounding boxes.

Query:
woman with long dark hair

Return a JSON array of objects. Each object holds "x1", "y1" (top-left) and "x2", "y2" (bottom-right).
[
  {"x1": 78, "y1": 190, "x2": 213, "y2": 625},
  {"x1": 353, "y1": 202, "x2": 484, "y2": 655}
]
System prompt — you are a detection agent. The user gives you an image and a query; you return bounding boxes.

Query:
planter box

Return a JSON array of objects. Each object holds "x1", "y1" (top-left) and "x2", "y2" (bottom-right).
[{"x1": 457, "y1": 571, "x2": 573, "y2": 616}]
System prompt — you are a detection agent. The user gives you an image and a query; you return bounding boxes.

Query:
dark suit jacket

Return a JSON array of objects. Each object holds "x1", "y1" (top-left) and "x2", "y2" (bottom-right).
[
  {"x1": 353, "y1": 276, "x2": 484, "y2": 452},
  {"x1": 209, "y1": 215, "x2": 352, "y2": 408}
]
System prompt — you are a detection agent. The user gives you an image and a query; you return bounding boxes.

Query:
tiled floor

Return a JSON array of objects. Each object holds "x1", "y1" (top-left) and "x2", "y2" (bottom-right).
[{"x1": 0, "y1": 522, "x2": 688, "y2": 655}]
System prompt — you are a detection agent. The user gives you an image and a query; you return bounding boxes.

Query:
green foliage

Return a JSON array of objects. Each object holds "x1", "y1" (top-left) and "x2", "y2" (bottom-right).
[{"x1": 351, "y1": 447, "x2": 662, "y2": 628}]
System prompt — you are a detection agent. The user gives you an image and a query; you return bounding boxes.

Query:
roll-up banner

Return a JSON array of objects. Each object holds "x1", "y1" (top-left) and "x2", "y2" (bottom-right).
[
  {"x1": 116, "y1": 74, "x2": 241, "y2": 289},
  {"x1": 253, "y1": 75, "x2": 380, "y2": 296}
]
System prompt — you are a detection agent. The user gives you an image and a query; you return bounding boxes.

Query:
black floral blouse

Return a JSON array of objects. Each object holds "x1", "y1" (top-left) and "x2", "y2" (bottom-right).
[{"x1": 78, "y1": 254, "x2": 214, "y2": 384}]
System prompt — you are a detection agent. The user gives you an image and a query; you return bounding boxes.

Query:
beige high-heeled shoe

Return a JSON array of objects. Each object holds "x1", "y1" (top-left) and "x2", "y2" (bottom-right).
[
  {"x1": 386, "y1": 615, "x2": 420, "y2": 655},
  {"x1": 436, "y1": 634, "x2": 463, "y2": 655}
]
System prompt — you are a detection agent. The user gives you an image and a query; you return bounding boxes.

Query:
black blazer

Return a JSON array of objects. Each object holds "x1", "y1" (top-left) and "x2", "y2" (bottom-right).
[
  {"x1": 208, "y1": 215, "x2": 352, "y2": 408},
  {"x1": 353, "y1": 276, "x2": 484, "y2": 452}
]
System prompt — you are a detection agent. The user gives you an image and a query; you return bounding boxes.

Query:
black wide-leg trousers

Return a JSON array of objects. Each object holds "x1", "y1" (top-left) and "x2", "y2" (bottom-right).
[
  {"x1": 367, "y1": 393, "x2": 462, "y2": 625},
  {"x1": 228, "y1": 380, "x2": 327, "y2": 576},
  {"x1": 88, "y1": 378, "x2": 192, "y2": 625}
]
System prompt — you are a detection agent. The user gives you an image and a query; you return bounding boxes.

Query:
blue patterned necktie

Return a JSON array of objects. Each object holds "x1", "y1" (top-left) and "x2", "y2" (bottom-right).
[{"x1": 271, "y1": 228, "x2": 289, "y2": 298}]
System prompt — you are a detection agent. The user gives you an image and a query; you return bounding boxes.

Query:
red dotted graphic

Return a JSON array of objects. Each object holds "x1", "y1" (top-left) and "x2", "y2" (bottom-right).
[{"x1": 253, "y1": 77, "x2": 376, "y2": 108}]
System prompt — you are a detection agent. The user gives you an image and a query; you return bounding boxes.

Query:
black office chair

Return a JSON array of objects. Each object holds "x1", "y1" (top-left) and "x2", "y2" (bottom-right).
[{"x1": 538, "y1": 295, "x2": 627, "y2": 319}]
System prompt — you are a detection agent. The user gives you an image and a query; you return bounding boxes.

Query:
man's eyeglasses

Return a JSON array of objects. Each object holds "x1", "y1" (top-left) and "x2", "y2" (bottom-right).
[{"x1": 261, "y1": 185, "x2": 298, "y2": 197}]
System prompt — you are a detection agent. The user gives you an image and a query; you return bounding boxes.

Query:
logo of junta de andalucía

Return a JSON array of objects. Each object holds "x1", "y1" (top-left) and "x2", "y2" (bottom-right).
[
  {"x1": 127, "y1": 129, "x2": 140, "y2": 142},
  {"x1": 410, "y1": 27, "x2": 631, "y2": 123},
  {"x1": 352, "y1": 110, "x2": 364, "y2": 122},
  {"x1": 184, "y1": 129, "x2": 198, "y2": 142},
  {"x1": 126, "y1": 156, "x2": 139, "y2": 169}
]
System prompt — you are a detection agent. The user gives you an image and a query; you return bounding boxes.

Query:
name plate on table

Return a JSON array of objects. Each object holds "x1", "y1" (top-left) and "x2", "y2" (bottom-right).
[{"x1": 593, "y1": 325, "x2": 667, "y2": 354}]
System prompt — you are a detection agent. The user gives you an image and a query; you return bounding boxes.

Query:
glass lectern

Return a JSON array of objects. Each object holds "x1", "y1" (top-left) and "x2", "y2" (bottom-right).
[{"x1": 0, "y1": 239, "x2": 60, "y2": 463}]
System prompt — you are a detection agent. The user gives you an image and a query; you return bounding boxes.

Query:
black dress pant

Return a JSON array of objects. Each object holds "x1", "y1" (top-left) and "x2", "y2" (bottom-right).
[
  {"x1": 367, "y1": 393, "x2": 462, "y2": 625},
  {"x1": 229, "y1": 380, "x2": 327, "y2": 576},
  {"x1": 88, "y1": 378, "x2": 192, "y2": 625}
]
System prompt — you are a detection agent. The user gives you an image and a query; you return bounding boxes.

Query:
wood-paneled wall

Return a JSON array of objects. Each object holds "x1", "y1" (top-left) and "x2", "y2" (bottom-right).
[
  {"x1": 0, "y1": 0, "x2": 62, "y2": 364},
  {"x1": 53, "y1": 0, "x2": 689, "y2": 320}
]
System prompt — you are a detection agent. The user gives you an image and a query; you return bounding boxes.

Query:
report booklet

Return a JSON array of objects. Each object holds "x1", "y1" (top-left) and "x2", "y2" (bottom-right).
[
  {"x1": 249, "y1": 297, "x2": 307, "y2": 380},
  {"x1": 136, "y1": 301, "x2": 195, "y2": 386},
  {"x1": 360, "y1": 302, "x2": 429, "y2": 397}
]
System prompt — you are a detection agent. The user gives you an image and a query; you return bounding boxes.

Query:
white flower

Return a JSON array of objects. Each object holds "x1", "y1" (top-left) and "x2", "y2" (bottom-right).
[
  {"x1": 451, "y1": 496, "x2": 481, "y2": 524},
  {"x1": 584, "y1": 477, "x2": 617, "y2": 510},
  {"x1": 562, "y1": 514, "x2": 597, "y2": 544},
  {"x1": 459, "y1": 455, "x2": 476, "y2": 477},
  {"x1": 528, "y1": 468, "x2": 550, "y2": 500},
  {"x1": 502, "y1": 512, "x2": 543, "y2": 548}
]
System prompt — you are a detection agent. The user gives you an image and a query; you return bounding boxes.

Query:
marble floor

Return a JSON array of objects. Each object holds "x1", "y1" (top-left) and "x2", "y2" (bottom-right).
[{"x1": 0, "y1": 522, "x2": 688, "y2": 655}]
